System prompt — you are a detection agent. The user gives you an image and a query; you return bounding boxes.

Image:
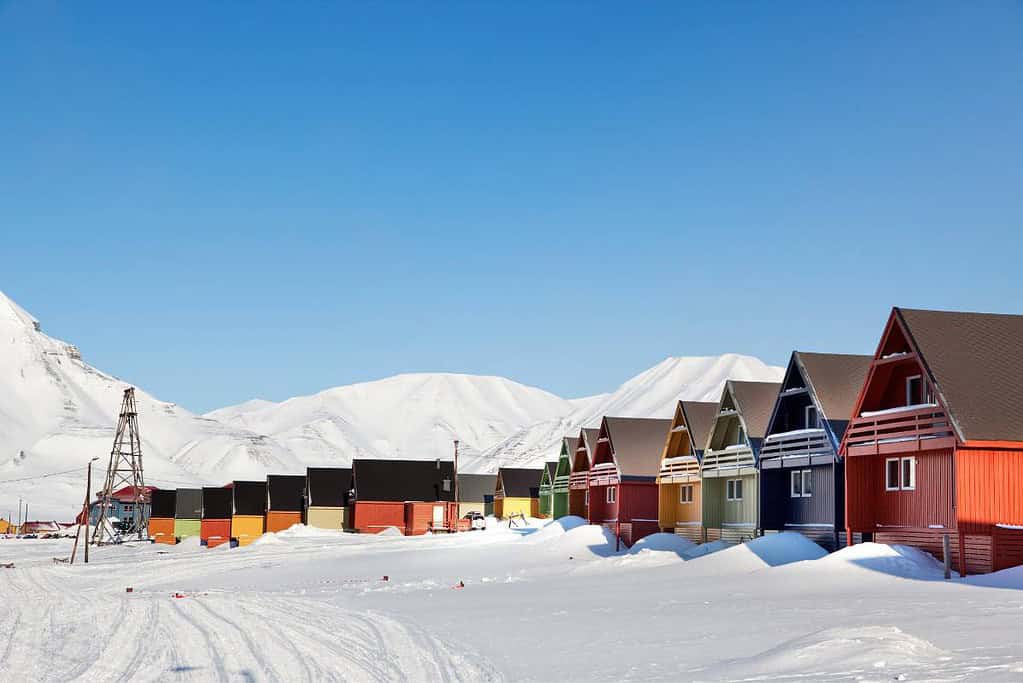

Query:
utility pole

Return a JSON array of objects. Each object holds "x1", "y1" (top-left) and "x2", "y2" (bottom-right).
[
  {"x1": 453, "y1": 439, "x2": 460, "y2": 531},
  {"x1": 71, "y1": 457, "x2": 98, "y2": 564},
  {"x1": 92, "y1": 388, "x2": 147, "y2": 545}
]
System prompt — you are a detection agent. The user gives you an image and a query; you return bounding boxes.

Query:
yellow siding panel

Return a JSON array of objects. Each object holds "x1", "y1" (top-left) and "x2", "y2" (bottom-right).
[{"x1": 231, "y1": 515, "x2": 265, "y2": 546}]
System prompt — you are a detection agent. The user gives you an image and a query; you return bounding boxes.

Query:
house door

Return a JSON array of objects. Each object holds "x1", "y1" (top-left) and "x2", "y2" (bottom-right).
[{"x1": 433, "y1": 505, "x2": 446, "y2": 528}]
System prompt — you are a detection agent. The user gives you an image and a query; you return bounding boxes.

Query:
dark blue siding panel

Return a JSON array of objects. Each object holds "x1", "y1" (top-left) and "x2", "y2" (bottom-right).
[{"x1": 760, "y1": 463, "x2": 836, "y2": 529}]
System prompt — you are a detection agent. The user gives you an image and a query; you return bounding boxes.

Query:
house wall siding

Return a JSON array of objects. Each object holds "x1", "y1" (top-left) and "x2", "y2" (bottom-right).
[
  {"x1": 306, "y1": 507, "x2": 345, "y2": 531},
  {"x1": 846, "y1": 447, "x2": 955, "y2": 531},
  {"x1": 200, "y1": 519, "x2": 231, "y2": 548},
  {"x1": 761, "y1": 464, "x2": 835, "y2": 530},
  {"x1": 955, "y1": 447, "x2": 1023, "y2": 534},
  {"x1": 352, "y1": 501, "x2": 405, "y2": 532},
  {"x1": 266, "y1": 511, "x2": 303, "y2": 533},
  {"x1": 702, "y1": 473, "x2": 758, "y2": 529},
  {"x1": 231, "y1": 515, "x2": 265, "y2": 546},
  {"x1": 149, "y1": 517, "x2": 176, "y2": 545},
  {"x1": 658, "y1": 481, "x2": 702, "y2": 530}
]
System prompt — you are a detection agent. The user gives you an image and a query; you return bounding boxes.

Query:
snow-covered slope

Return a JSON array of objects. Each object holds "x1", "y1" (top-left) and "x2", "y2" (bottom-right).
[
  {"x1": 463, "y1": 354, "x2": 784, "y2": 471},
  {"x1": 0, "y1": 291, "x2": 297, "y2": 519},
  {"x1": 207, "y1": 373, "x2": 576, "y2": 467}
]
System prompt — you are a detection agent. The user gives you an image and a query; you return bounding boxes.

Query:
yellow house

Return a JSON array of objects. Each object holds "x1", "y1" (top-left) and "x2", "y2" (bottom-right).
[
  {"x1": 0, "y1": 519, "x2": 11, "y2": 534},
  {"x1": 657, "y1": 400, "x2": 718, "y2": 542},
  {"x1": 494, "y1": 467, "x2": 542, "y2": 518}
]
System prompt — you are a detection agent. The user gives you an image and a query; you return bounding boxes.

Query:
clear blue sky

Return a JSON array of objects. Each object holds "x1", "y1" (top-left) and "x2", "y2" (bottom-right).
[{"x1": 3, "y1": 3, "x2": 1021, "y2": 413}]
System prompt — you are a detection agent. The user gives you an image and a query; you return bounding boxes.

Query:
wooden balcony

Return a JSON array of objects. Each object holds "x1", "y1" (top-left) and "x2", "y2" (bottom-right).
[
  {"x1": 658, "y1": 456, "x2": 701, "y2": 483},
  {"x1": 701, "y1": 444, "x2": 756, "y2": 475},
  {"x1": 553, "y1": 474, "x2": 571, "y2": 493},
  {"x1": 568, "y1": 472, "x2": 589, "y2": 490},
  {"x1": 588, "y1": 463, "x2": 620, "y2": 486},
  {"x1": 759, "y1": 428, "x2": 834, "y2": 467},
  {"x1": 844, "y1": 405, "x2": 956, "y2": 456}
]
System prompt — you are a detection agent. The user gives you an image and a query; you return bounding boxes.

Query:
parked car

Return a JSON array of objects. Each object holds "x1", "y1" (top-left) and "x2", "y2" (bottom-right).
[{"x1": 463, "y1": 511, "x2": 486, "y2": 530}]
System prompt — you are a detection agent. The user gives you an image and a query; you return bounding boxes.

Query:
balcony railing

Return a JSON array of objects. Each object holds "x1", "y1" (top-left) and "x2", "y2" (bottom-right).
[
  {"x1": 553, "y1": 474, "x2": 571, "y2": 493},
  {"x1": 759, "y1": 428, "x2": 833, "y2": 463},
  {"x1": 568, "y1": 472, "x2": 589, "y2": 490},
  {"x1": 589, "y1": 462, "x2": 620, "y2": 486},
  {"x1": 701, "y1": 444, "x2": 756, "y2": 473},
  {"x1": 844, "y1": 404, "x2": 956, "y2": 456},
  {"x1": 658, "y1": 455, "x2": 701, "y2": 483}
]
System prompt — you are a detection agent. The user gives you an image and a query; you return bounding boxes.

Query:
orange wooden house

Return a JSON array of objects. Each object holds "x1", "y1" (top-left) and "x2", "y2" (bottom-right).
[
  {"x1": 842, "y1": 307, "x2": 1023, "y2": 574},
  {"x1": 657, "y1": 400, "x2": 718, "y2": 542}
]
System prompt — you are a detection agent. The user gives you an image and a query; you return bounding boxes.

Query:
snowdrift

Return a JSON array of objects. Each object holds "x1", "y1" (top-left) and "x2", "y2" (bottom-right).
[
  {"x1": 816, "y1": 542, "x2": 952, "y2": 580},
  {"x1": 680, "y1": 532, "x2": 827, "y2": 576},
  {"x1": 628, "y1": 532, "x2": 696, "y2": 556}
]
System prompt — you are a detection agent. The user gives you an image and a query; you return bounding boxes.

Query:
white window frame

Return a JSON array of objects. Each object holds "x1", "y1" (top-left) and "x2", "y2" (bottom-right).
[
  {"x1": 901, "y1": 457, "x2": 916, "y2": 490},
  {"x1": 885, "y1": 458, "x2": 901, "y2": 491},
  {"x1": 726, "y1": 478, "x2": 743, "y2": 501},
  {"x1": 790, "y1": 470, "x2": 802, "y2": 498},
  {"x1": 805, "y1": 404, "x2": 819, "y2": 429},
  {"x1": 885, "y1": 456, "x2": 916, "y2": 491},
  {"x1": 606, "y1": 486, "x2": 616, "y2": 504},
  {"x1": 801, "y1": 469, "x2": 812, "y2": 497},
  {"x1": 679, "y1": 484, "x2": 693, "y2": 504},
  {"x1": 584, "y1": 489, "x2": 589, "y2": 505},
  {"x1": 906, "y1": 375, "x2": 922, "y2": 406},
  {"x1": 735, "y1": 424, "x2": 746, "y2": 446}
]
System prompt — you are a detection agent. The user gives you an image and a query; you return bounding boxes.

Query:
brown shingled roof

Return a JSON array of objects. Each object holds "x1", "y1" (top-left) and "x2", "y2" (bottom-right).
[
  {"x1": 604, "y1": 417, "x2": 672, "y2": 477},
  {"x1": 898, "y1": 307, "x2": 1023, "y2": 442},
  {"x1": 796, "y1": 352, "x2": 873, "y2": 435},
  {"x1": 582, "y1": 428, "x2": 601, "y2": 457},
  {"x1": 729, "y1": 380, "x2": 784, "y2": 439},
  {"x1": 679, "y1": 401, "x2": 719, "y2": 455}
]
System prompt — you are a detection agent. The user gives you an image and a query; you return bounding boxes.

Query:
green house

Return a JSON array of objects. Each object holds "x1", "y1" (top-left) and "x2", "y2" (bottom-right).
[
  {"x1": 701, "y1": 380, "x2": 782, "y2": 545},
  {"x1": 538, "y1": 461, "x2": 557, "y2": 518},
  {"x1": 552, "y1": 436, "x2": 575, "y2": 519}
]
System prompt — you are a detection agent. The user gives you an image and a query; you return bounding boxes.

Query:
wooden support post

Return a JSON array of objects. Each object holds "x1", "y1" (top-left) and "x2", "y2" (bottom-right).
[
  {"x1": 958, "y1": 532, "x2": 968, "y2": 578},
  {"x1": 942, "y1": 533, "x2": 952, "y2": 580}
]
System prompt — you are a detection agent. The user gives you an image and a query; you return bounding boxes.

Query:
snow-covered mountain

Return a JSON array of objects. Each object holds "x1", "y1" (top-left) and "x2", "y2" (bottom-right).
[
  {"x1": 206, "y1": 373, "x2": 575, "y2": 467},
  {"x1": 0, "y1": 289, "x2": 782, "y2": 519}
]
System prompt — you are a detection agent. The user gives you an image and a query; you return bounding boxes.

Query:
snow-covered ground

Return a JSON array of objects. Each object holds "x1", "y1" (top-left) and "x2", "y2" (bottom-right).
[{"x1": 3, "y1": 522, "x2": 1023, "y2": 681}]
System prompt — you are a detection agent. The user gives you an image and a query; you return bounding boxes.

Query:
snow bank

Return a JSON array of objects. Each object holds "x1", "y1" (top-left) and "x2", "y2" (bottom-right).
[
  {"x1": 524, "y1": 516, "x2": 588, "y2": 542},
  {"x1": 963, "y1": 564, "x2": 1023, "y2": 589},
  {"x1": 701, "y1": 625, "x2": 948, "y2": 681},
  {"x1": 680, "y1": 539, "x2": 729, "y2": 560},
  {"x1": 819, "y1": 542, "x2": 951, "y2": 580},
  {"x1": 681, "y1": 533, "x2": 827, "y2": 576},
  {"x1": 540, "y1": 524, "x2": 623, "y2": 558},
  {"x1": 628, "y1": 533, "x2": 696, "y2": 556}
]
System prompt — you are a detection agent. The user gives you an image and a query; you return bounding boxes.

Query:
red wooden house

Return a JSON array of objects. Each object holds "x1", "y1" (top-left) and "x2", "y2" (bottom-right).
[
  {"x1": 842, "y1": 307, "x2": 1023, "y2": 574},
  {"x1": 568, "y1": 427, "x2": 599, "y2": 518},
  {"x1": 588, "y1": 416, "x2": 672, "y2": 547},
  {"x1": 350, "y1": 459, "x2": 456, "y2": 535}
]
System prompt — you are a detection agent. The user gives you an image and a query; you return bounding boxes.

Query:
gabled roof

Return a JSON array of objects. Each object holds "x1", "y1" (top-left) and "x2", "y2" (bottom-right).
[
  {"x1": 352, "y1": 459, "x2": 455, "y2": 502},
  {"x1": 544, "y1": 461, "x2": 557, "y2": 481},
  {"x1": 679, "y1": 401, "x2": 719, "y2": 456},
  {"x1": 561, "y1": 436, "x2": 579, "y2": 459},
  {"x1": 582, "y1": 428, "x2": 600, "y2": 456},
  {"x1": 603, "y1": 417, "x2": 672, "y2": 478},
  {"x1": 896, "y1": 307, "x2": 1023, "y2": 442},
  {"x1": 498, "y1": 467, "x2": 543, "y2": 498},
  {"x1": 796, "y1": 352, "x2": 873, "y2": 432},
  {"x1": 728, "y1": 380, "x2": 784, "y2": 441},
  {"x1": 456, "y1": 473, "x2": 497, "y2": 502}
]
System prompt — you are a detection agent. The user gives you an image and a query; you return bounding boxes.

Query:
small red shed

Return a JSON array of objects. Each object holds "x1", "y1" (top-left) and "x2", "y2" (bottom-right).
[
  {"x1": 842, "y1": 307, "x2": 1023, "y2": 574},
  {"x1": 588, "y1": 416, "x2": 672, "y2": 547}
]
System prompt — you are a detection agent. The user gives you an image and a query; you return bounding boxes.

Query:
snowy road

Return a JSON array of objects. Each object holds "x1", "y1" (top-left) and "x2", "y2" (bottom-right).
[{"x1": 4, "y1": 521, "x2": 1023, "y2": 681}]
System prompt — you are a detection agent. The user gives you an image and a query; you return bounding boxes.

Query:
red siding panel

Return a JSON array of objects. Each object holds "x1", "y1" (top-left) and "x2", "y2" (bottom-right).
[
  {"x1": 200, "y1": 519, "x2": 232, "y2": 548},
  {"x1": 845, "y1": 448, "x2": 955, "y2": 531},
  {"x1": 956, "y1": 447, "x2": 1023, "y2": 535},
  {"x1": 352, "y1": 501, "x2": 405, "y2": 533}
]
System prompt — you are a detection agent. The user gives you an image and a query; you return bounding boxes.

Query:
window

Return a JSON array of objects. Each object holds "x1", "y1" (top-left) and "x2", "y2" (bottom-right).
[
  {"x1": 906, "y1": 375, "x2": 922, "y2": 406},
  {"x1": 679, "y1": 485, "x2": 694, "y2": 504},
  {"x1": 790, "y1": 470, "x2": 812, "y2": 497},
  {"x1": 805, "y1": 404, "x2": 819, "y2": 429},
  {"x1": 584, "y1": 490, "x2": 589, "y2": 505},
  {"x1": 886, "y1": 457, "x2": 916, "y2": 491},
  {"x1": 901, "y1": 457, "x2": 916, "y2": 490},
  {"x1": 442, "y1": 478, "x2": 451, "y2": 492},
  {"x1": 726, "y1": 479, "x2": 743, "y2": 501},
  {"x1": 886, "y1": 458, "x2": 900, "y2": 490},
  {"x1": 606, "y1": 486, "x2": 616, "y2": 504},
  {"x1": 735, "y1": 424, "x2": 746, "y2": 446}
]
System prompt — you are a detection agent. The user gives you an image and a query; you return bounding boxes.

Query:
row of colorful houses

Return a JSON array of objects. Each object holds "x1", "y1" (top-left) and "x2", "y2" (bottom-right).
[
  {"x1": 143, "y1": 462, "x2": 498, "y2": 547},
  {"x1": 521, "y1": 307, "x2": 1023, "y2": 575}
]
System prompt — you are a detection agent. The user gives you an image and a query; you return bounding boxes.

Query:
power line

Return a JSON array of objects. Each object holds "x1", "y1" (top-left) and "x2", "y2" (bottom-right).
[{"x1": 0, "y1": 467, "x2": 84, "y2": 485}]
